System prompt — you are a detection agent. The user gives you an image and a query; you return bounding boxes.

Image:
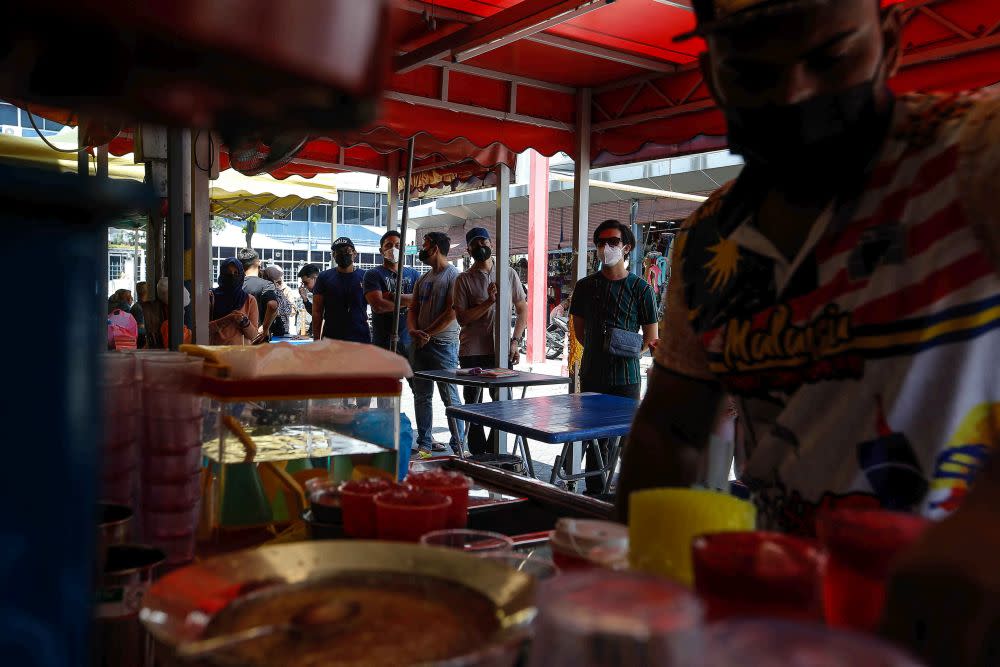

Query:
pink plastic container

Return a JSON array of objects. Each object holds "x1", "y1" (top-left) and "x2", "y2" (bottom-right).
[
  {"x1": 141, "y1": 392, "x2": 204, "y2": 420},
  {"x1": 406, "y1": 471, "x2": 471, "y2": 529},
  {"x1": 99, "y1": 473, "x2": 135, "y2": 506},
  {"x1": 143, "y1": 473, "x2": 202, "y2": 511},
  {"x1": 374, "y1": 488, "x2": 451, "y2": 542},
  {"x1": 102, "y1": 442, "x2": 137, "y2": 477},
  {"x1": 339, "y1": 478, "x2": 400, "y2": 539},
  {"x1": 143, "y1": 447, "x2": 203, "y2": 482}
]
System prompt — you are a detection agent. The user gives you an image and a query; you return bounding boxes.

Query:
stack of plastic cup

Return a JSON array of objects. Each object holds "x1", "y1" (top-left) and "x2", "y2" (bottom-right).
[
  {"x1": 527, "y1": 571, "x2": 704, "y2": 666},
  {"x1": 139, "y1": 354, "x2": 205, "y2": 564},
  {"x1": 100, "y1": 353, "x2": 139, "y2": 506}
]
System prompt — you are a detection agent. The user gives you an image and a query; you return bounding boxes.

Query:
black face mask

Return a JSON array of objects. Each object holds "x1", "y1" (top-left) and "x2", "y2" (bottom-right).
[
  {"x1": 334, "y1": 252, "x2": 354, "y2": 268},
  {"x1": 418, "y1": 248, "x2": 432, "y2": 264},
  {"x1": 725, "y1": 80, "x2": 891, "y2": 186},
  {"x1": 218, "y1": 272, "x2": 237, "y2": 288},
  {"x1": 471, "y1": 246, "x2": 492, "y2": 262}
]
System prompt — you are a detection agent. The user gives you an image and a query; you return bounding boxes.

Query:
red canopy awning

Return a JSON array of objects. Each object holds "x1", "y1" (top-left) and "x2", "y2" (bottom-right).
[
  {"x1": 358, "y1": 0, "x2": 999, "y2": 167},
  {"x1": 14, "y1": 0, "x2": 1000, "y2": 183}
]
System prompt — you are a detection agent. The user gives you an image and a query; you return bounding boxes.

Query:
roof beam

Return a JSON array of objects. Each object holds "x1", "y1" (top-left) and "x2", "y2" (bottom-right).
[
  {"x1": 900, "y1": 32, "x2": 1000, "y2": 67},
  {"x1": 424, "y1": 59, "x2": 577, "y2": 94},
  {"x1": 527, "y1": 34, "x2": 679, "y2": 72},
  {"x1": 396, "y1": 0, "x2": 612, "y2": 74},
  {"x1": 592, "y1": 97, "x2": 715, "y2": 131},
  {"x1": 394, "y1": 0, "x2": 682, "y2": 74},
  {"x1": 385, "y1": 90, "x2": 574, "y2": 131}
]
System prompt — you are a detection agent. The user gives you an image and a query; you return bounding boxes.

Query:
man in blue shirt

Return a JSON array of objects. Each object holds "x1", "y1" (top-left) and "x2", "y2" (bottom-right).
[
  {"x1": 311, "y1": 237, "x2": 371, "y2": 344},
  {"x1": 364, "y1": 230, "x2": 420, "y2": 358}
]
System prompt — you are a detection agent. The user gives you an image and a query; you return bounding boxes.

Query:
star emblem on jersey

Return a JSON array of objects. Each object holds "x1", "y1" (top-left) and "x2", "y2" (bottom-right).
[{"x1": 704, "y1": 235, "x2": 741, "y2": 292}]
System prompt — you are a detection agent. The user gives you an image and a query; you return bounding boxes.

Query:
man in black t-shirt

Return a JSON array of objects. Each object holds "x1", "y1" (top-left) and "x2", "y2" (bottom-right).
[{"x1": 238, "y1": 248, "x2": 280, "y2": 343}]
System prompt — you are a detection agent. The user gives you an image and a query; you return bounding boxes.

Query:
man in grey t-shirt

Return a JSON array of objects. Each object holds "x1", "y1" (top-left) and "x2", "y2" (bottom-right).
[
  {"x1": 408, "y1": 232, "x2": 465, "y2": 454},
  {"x1": 453, "y1": 227, "x2": 527, "y2": 455}
]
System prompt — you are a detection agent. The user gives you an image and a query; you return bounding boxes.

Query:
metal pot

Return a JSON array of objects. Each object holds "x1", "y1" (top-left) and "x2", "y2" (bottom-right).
[
  {"x1": 94, "y1": 544, "x2": 166, "y2": 667},
  {"x1": 141, "y1": 541, "x2": 536, "y2": 667},
  {"x1": 96, "y1": 503, "x2": 133, "y2": 577}
]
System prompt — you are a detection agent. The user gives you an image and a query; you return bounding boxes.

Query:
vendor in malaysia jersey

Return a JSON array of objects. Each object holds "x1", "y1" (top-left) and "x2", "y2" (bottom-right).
[{"x1": 615, "y1": 0, "x2": 1000, "y2": 663}]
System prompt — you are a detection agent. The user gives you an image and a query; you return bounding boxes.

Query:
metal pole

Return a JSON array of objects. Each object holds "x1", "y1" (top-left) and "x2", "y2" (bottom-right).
[
  {"x1": 191, "y1": 129, "x2": 212, "y2": 343},
  {"x1": 390, "y1": 137, "x2": 416, "y2": 354},
  {"x1": 493, "y1": 162, "x2": 512, "y2": 455},
  {"x1": 571, "y1": 88, "x2": 591, "y2": 284},
  {"x1": 96, "y1": 145, "x2": 110, "y2": 325},
  {"x1": 167, "y1": 128, "x2": 185, "y2": 350},
  {"x1": 629, "y1": 199, "x2": 641, "y2": 277},
  {"x1": 387, "y1": 159, "x2": 400, "y2": 232}
]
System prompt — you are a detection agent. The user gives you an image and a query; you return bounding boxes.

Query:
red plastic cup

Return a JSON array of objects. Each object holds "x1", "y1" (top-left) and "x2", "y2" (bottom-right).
[
  {"x1": 339, "y1": 478, "x2": 399, "y2": 539},
  {"x1": 406, "y1": 470, "x2": 471, "y2": 529},
  {"x1": 817, "y1": 509, "x2": 929, "y2": 632},
  {"x1": 692, "y1": 531, "x2": 825, "y2": 622},
  {"x1": 374, "y1": 488, "x2": 451, "y2": 542}
]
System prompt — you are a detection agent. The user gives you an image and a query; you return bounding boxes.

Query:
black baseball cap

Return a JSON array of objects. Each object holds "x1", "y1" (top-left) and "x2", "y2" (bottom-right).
[
  {"x1": 675, "y1": 0, "x2": 834, "y2": 42},
  {"x1": 466, "y1": 227, "x2": 490, "y2": 244},
  {"x1": 332, "y1": 237, "x2": 355, "y2": 251}
]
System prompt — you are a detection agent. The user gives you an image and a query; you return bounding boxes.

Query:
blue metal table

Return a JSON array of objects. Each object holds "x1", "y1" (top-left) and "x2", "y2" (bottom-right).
[
  {"x1": 415, "y1": 369, "x2": 570, "y2": 470},
  {"x1": 447, "y1": 393, "x2": 639, "y2": 492}
]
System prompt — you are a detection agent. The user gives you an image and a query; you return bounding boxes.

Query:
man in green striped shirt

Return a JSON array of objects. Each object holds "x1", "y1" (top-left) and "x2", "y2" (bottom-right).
[{"x1": 570, "y1": 219, "x2": 658, "y2": 491}]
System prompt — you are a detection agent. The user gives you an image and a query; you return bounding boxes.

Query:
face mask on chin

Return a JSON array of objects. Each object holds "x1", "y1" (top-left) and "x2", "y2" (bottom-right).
[
  {"x1": 725, "y1": 79, "x2": 891, "y2": 187},
  {"x1": 602, "y1": 245, "x2": 624, "y2": 267},
  {"x1": 383, "y1": 248, "x2": 399, "y2": 264}
]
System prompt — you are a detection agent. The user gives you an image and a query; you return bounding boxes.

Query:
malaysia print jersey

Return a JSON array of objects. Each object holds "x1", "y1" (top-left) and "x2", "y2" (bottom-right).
[{"x1": 656, "y1": 91, "x2": 1000, "y2": 534}]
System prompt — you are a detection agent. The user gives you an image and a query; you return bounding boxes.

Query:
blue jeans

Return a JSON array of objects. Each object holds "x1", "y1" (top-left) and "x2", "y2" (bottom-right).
[{"x1": 410, "y1": 339, "x2": 465, "y2": 450}]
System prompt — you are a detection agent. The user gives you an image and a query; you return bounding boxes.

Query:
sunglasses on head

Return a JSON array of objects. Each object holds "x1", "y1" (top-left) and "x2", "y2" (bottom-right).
[{"x1": 595, "y1": 237, "x2": 623, "y2": 248}]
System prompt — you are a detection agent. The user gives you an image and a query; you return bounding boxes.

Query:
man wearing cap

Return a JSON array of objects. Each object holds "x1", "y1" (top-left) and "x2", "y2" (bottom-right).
[
  {"x1": 237, "y1": 247, "x2": 280, "y2": 343},
  {"x1": 616, "y1": 0, "x2": 1000, "y2": 661},
  {"x1": 453, "y1": 227, "x2": 528, "y2": 455},
  {"x1": 311, "y1": 237, "x2": 371, "y2": 344}
]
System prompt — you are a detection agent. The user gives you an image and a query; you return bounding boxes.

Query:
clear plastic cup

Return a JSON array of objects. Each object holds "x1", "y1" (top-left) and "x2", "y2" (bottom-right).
[
  {"x1": 143, "y1": 448, "x2": 203, "y2": 483},
  {"x1": 406, "y1": 470, "x2": 471, "y2": 529},
  {"x1": 142, "y1": 472, "x2": 202, "y2": 511},
  {"x1": 698, "y1": 619, "x2": 923, "y2": 665},
  {"x1": 817, "y1": 509, "x2": 929, "y2": 632},
  {"x1": 144, "y1": 505, "x2": 200, "y2": 538},
  {"x1": 374, "y1": 488, "x2": 451, "y2": 542},
  {"x1": 339, "y1": 478, "x2": 400, "y2": 539},
  {"x1": 144, "y1": 416, "x2": 204, "y2": 453},
  {"x1": 140, "y1": 356, "x2": 203, "y2": 391},
  {"x1": 102, "y1": 352, "x2": 136, "y2": 386},
  {"x1": 141, "y1": 392, "x2": 204, "y2": 420},
  {"x1": 692, "y1": 531, "x2": 825, "y2": 622},
  {"x1": 419, "y1": 529, "x2": 514, "y2": 553},
  {"x1": 527, "y1": 571, "x2": 703, "y2": 667},
  {"x1": 479, "y1": 552, "x2": 560, "y2": 581}
]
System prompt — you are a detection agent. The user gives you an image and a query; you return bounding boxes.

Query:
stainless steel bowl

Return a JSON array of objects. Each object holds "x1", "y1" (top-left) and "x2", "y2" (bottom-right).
[{"x1": 141, "y1": 541, "x2": 536, "y2": 667}]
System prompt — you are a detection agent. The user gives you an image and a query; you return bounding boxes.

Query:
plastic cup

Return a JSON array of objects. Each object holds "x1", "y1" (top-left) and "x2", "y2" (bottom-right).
[
  {"x1": 143, "y1": 448, "x2": 203, "y2": 483},
  {"x1": 479, "y1": 552, "x2": 560, "y2": 581},
  {"x1": 339, "y1": 478, "x2": 399, "y2": 539},
  {"x1": 629, "y1": 488, "x2": 756, "y2": 586},
  {"x1": 420, "y1": 529, "x2": 514, "y2": 553},
  {"x1": 526, "y1": 571, "x2": 703, "y2": 667},
  {"x1": 817, "y1": 508, "x2": 929, "y2": 632},
  {"x1": 698, "y1": 619, "x2": 923, "y2": 665},
  {"x1": 692, "y1": 531, "x2": 825, "y2": 622},
  {"x1": 143, "y1": 472, "x2": 202, "y2": 511},
  {"x1": 140, "y1": 356, "x2": 203, "y2": 391},
  {"x1": 102, "y1": 352, "x2": 136, "y2": 386},
  {"x1": 406, "y1": 470, "x2": 471, "y2": 528},
  {"x1": 549, "y1": 518, "x2": 628, "y2": 572},
  {"x1": 374, "y1": 488, "x2": 451, "y2": 542},
  {"x1": 144, "y1": 416, "x2": 204, "y2": 452}
]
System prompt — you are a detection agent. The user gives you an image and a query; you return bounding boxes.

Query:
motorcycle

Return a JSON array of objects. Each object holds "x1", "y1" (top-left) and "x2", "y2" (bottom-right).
[{"x1": 545, "y1": 315, "x2": 568, "y2": 360}]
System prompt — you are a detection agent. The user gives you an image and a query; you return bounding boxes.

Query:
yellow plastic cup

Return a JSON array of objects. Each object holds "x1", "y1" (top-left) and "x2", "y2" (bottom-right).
[{"x1": 629, "y1": 488, "x2": 756, "y2": 586}]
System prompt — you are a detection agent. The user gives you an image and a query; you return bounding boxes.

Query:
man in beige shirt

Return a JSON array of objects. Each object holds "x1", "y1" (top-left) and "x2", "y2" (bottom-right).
[{"x1": 453, "y1": 227, "x2": 527, "y2": 455}]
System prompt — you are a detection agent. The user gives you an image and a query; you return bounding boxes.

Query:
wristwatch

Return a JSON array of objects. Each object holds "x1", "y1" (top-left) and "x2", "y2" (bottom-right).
[{"x1": 238, "y1": 314, "x2": 251, "y2": 329}]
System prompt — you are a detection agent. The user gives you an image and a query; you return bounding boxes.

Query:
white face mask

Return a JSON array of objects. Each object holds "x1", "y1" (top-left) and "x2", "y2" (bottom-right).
[
  {"x1": 383, "y1": 247, "x2": 400, "y2": 263},
  {"x1": 602, "y1": 245, "x2": 624, "y2": 267}
]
